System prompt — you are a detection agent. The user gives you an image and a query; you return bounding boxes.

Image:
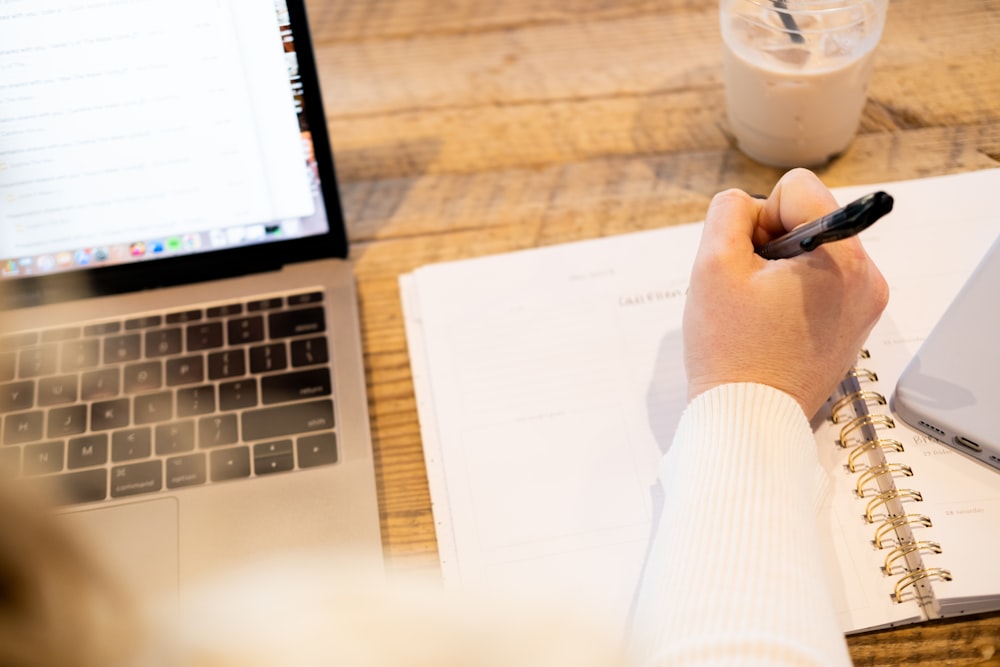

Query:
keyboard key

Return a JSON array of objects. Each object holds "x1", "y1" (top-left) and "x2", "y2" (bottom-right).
[
  {"x1": 2, "y1": 332, "x2": 38, "y2": 348},
  {"x1": 248, "y1": 297, "x2": 282, "y2": 312},
  {"x1": 1, "y1": 380, "x2": 34, "y2": 412},
  {"x1": 23, "y1": 440, "x2": 65, "y2": 475},
  {"x1": 83, "y1": 322, "x2": 121, "y2": 336},
  {"x1": 187, "y1": 322, "x2": 224, "y2": 351},
  {"x1": 145, "y1": 328, "x2": 183, "y2": 358},
  {"x1": 57, "y1": 468, "x2": 108, "y2": 504},
  {"x1": 104, "y1": 334, "x2": 142, "y2": 364},
  {"x1": 166, "y1": 310, "x2": 203, "y2": 324},
  {"x1": 112, "y1": 428, "x2": 152, "y2": 462},
  {"x1": 4, "y1": 411, "x2": 43, "y2": 445},
  {"x1": 291, "y1": 336, "x2": 328, "y2": 367},
  {"x1": 123, "y1": 361, "x2": 162, "y2": 393},
  {"x1": 166, "y1": 356, "x2": 204, "y2": 386},
  {"x1": 297, "y1": 432, "x2": 338, "y2": 468},
  {"x1": 155, "y1": 420, "x2": 196, "y2": 455},
  {"x1": 125, "y1": 315, "x2": 162, "y2": 330},
  {"x1": 18, "y1": 345, "x2": 58, "y2": 378},
  {"x1": 249, "y1": 343, "x2": 287, "y2": 374},
  {"x1": 208, "y1": 349, "x2": 245, "y2": 379},
  {"x1": 207, "y1": 303, "x2": 242, "y2": 318},
  {"x1": 177, "y1": 386, "x2": 216, "y2": 417},
  {"x1": 287, "y1": 291, "x2": 323, "y2": 306},
  {"x1": 166, "y1": 453, "x2": 206, "y2": 488},
  {"x1": 269, "y1": 307, "x2": 325, "y2": 339},
  {"x1": 242, "y1": 399, "x2": 334, "y2": 441},
  {"x1": 60, "y1": 339, "x2": 100, "y2": 371},
  {"x1": 253, "y1": 439, "x2": 294, "y2": 475},
  {"x1": 42, "y1": 326, "x2": 81, "y2": 342},
  {"x1": 81, "y1": 368, "x2": 120, "y2": 400},
  {"x1": 198, "y1": 414, "x2": 238, "y2": 448},
  {"x1": 210, "y1": 446, "x2": 251, "y2": 481},
  {"x1": 228, "y1": 316, "x2": 265, "y2": 345},
  {"x1": 38, "y1": 375, "x2": 78, "y2": 406},
  {"x1": 48, "y1": 404, "x2": 87, "y2": 438},
  {"x1": 68, "y1": 434, "x2": 109, "y2": 469},
  {"x1": 104, "y1": 333, "x2": 141, "y2": 363},
  {"x1": 91, "y1": 398, "x2": 130, "y2": 431},
  {"x1": 218, "y1": 379, "x2": 257, "y2": 411},
  {"x1": 134, "y1": 391, "x2": 173, "y2": 424},
  {"x1": 0, "y1": 352, "x2": 15, "y2": 381},
  {"x1": 110, "y1": 460, "x2": 162, "y2": 498},
  {"x1": 261, "y1": 368, "x2": 331, "y2": 405}
]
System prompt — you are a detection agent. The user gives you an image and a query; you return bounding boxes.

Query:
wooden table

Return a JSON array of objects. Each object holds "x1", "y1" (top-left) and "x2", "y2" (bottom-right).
[{"x1": 305, "y1": 0, "x2": 1000, "y2": 663}]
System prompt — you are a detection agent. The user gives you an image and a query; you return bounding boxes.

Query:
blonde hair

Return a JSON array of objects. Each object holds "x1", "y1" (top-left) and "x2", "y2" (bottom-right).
[{"x1": 0, "y1": 482, "x2": 136, "y2": 667}]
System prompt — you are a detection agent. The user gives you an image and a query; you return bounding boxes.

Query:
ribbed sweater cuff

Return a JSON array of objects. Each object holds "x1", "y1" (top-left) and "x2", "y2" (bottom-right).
[{"x1": 629, "y1": 383, "x2": 850, "y2": 667}]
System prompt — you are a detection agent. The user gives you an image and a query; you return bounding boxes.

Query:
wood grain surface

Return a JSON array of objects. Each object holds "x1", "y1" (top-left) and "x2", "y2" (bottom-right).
[{"x1": 305, "y1": 0, "x2": 1000, "y2": 662}]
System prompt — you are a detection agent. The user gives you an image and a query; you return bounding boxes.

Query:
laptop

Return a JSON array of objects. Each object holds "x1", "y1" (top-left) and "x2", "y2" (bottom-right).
[
  {"x1": 0, "y1": 0, "x2": 383, "y2": 598},
  {"x1": 894, "y1": 233, "x2": 1000, "y2": 473}
]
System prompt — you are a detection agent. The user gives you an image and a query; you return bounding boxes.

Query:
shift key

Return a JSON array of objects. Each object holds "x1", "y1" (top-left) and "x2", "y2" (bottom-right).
[{"x1": 242, "y1": 399, "x2": 334, "y2": 441}]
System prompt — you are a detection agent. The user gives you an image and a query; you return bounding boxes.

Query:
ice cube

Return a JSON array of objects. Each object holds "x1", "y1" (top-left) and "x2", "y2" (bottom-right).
[
  {"x1": 823, "y1": 25, "x2": 866, "y2": 58},
  {"x1": 731, "y1": 13, "x2": 778, "y2": 46},
  {"x1": 762, "y1": 45, "x2": 811, "y2": 67}
]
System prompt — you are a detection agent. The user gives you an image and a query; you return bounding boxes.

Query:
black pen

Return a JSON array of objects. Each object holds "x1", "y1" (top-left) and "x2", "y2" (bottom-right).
[{"x1": 754, "y1": 191, "x2": 894, "y2": 260}]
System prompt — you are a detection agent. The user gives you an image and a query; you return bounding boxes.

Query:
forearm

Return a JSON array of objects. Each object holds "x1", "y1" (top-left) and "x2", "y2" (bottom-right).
[{"x1": 629, "y1": 383, "x2": 850, "y2": 667}]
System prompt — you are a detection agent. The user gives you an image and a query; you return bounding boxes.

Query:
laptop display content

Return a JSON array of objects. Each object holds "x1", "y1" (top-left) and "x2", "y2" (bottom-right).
[
  {"x1": 0, "y1": 0, "x2": 383, "y2": 598},
  {"x1": 1, "y1": 0, "x2": 338, "y2": 287}
]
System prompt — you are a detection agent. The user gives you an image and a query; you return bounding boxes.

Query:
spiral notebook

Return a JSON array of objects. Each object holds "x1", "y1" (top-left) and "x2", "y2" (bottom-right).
[{"x1": 400, "y1": 168, "x2": 1000, "y2": 634}]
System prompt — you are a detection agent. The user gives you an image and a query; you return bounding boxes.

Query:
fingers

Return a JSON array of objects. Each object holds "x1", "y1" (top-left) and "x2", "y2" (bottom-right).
[
  {"x1": 699, "y1": 188, "x2": 764, "y2": 262},
  {"x1": 759, "y1": 168, "x2": 840, "y2": 237},
  {"x1": 701, "y1": 169, "x2": 840, "y2": 258}
]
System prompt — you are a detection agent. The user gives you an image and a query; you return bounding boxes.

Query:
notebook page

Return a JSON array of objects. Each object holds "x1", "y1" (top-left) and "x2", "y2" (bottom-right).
[{"x1": 404, "y1": 222, "x2": 701, "y2": 626}]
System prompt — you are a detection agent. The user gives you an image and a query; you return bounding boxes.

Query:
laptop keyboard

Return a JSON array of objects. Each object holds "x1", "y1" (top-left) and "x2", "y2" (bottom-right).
[{"x1": 0, "y1": 291, "x2": 340, "y2": 504}]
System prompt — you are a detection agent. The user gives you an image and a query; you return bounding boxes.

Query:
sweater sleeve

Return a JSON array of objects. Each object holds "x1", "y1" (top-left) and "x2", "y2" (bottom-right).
[{"x1": 628, "y1": 383, "x2": 851, "y2": 667}]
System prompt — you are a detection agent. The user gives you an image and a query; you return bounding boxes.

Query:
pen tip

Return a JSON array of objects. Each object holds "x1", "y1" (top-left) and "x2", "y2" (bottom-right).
[{"x1": 873, "y1": 191, "x2": 894, "y2": 215}]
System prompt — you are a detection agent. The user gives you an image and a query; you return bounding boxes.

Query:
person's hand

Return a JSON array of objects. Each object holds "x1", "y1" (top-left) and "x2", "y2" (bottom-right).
[{"x1": 683, "y1": 168, "x2": 889, "y2": 418}]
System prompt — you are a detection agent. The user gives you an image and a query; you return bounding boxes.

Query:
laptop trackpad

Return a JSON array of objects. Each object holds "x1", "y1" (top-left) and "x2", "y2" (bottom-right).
[{"x1": 59, "y1": 497, "x2": 180, "y2": 601}]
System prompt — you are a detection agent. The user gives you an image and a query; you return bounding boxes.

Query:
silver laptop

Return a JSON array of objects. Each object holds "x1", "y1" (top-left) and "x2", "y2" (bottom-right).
[
  {"x1": 894, "y1": 233, "x2": 1000, "y2": 472},
  {"x1": 0, "y1": 0, "x2": 383, "y2": 598}
]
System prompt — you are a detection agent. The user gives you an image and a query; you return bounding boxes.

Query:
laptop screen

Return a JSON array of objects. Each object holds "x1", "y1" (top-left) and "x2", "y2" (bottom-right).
[{"x1": 1, "y1": 0, "x2": 339, "y2": 286}]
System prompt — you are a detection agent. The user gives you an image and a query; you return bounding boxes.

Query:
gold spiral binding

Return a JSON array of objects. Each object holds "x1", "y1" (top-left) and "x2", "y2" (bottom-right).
[
  {"x1": 874, "y1": 514, "x2": 933, "y2": 549},
  {"x1": 847, "y1": 438, "x2": 905, "y2": 472},
  {"x1": 884, "y1": 541, "x2": 942, "y2": 575},
  {"x1": 893, "y1": 568, "x2": 953, "y2": 603},
  {"x1": 831, "y1": 390, "x2": 887, "y2": 424},
  {"x1": 839, "y1": 414, "x2": 895, "y2": 448},
  {"x1": 845, "y1": 367, "x2": 878, "y2": 383},
  {"x1": 835, "y1": 356, "x2": 949, "y2": 609},
  {"x1": 856, "y1": 463, "x2": 914, "y2": 498},
  {"x1": 865, "y1": 488, "x2": 924, "y2": 523}
]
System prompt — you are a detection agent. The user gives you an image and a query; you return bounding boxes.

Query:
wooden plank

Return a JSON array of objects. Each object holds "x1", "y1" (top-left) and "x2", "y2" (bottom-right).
[
  {"x1": 306, "y1": 0, "x2": 697, "y2": 42},
  {"x1": 340, "y1": 124, "x2": 1000, "y2": 244}
]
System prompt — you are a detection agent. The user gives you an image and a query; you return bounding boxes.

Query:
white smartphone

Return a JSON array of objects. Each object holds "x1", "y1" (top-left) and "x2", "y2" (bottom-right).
[{"x1": 893, "y1": 234, "x2": 1000, "y2": 472}]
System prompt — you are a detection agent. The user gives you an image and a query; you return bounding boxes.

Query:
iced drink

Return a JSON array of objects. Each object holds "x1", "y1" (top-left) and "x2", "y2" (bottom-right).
[{"x1": 720, "y1": 0, "x2": 887, "y2": 168}]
